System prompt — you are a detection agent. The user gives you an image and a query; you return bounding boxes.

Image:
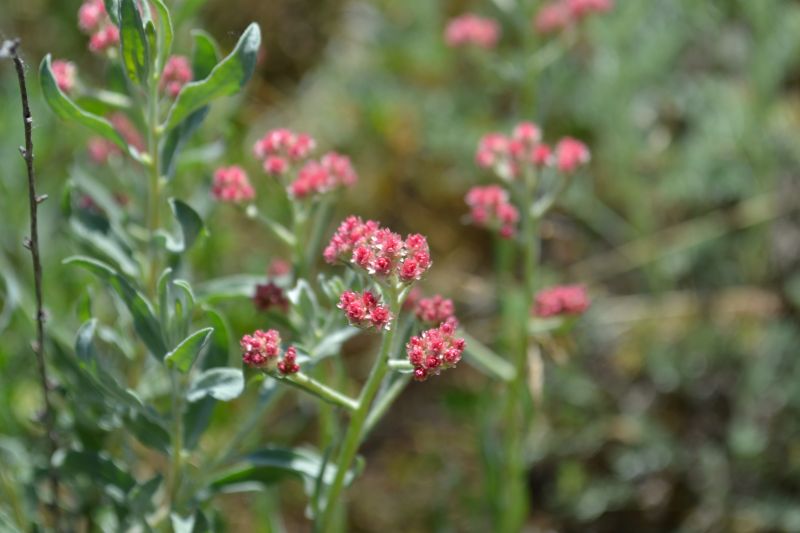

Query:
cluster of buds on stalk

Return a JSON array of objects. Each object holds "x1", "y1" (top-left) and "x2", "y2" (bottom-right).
[
  {"x1": 240, "y1": 329, "x2": 300, "y2": 375},
  {"x1": 250, "y1": 129, "x2": 358, "y2": 200},
  {"x1": 533, "y1": 285, "x2": 590, "y2": 317},
  {"x1": 406, "y1": 319, "x2": 466, "y2": 381},
  {"x1": 338, "y1": 290, "x2": 392, "y2": 330},
  {"x1": 535, "y1": 0, "x2": 614, "y2": 34},
  {"x1": 467, "y1": 121, "x2": 590, "y2": 238},
  {"x1": 77, "y1": 0, "x2": 119, "y2": 53},
  {"x1": 414, "y1": 294, "x2": 456, "y2": 326},
  {"x1": 212, "y1": 165, "x2": 255, "y2": 203},
  {"x1": 444, "y1": 14, "x2": 500, "y2": 49},
  {"x1": 160, "y1": 56, "x2": 193, "y2": 98},
  {"x1": 324, "y1": 216, "x2": 432, "y2": 284},
  {"x1": 51, "y1": 60, "x2": 77, "y2": 93},
  {"x1": 253, "y1": 282, "x2": 289, "y2": 313}
]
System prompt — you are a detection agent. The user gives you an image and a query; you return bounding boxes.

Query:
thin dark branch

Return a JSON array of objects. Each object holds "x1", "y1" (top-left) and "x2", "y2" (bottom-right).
[{"x1": 2, "y1": 38, "x2": 61, "y2": 530}]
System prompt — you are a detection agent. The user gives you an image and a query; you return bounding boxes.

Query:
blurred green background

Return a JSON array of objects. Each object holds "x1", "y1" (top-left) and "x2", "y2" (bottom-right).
[{"x1": 3, "y1": 0, "x2": 800, "y2": 531}]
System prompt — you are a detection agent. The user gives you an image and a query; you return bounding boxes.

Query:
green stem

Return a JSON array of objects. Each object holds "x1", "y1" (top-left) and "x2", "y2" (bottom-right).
[
  {"x1": 284, "y1": 372, "x2": 359, "y2": 412},
  {"x1": 292, "y1": 203, "x2": 310, "y2": 281},
  {"x1": 146, "y1": 74, "x2": 162, "y2": 298},
  {"x1": 363, "y1": 374, "x2": 411, "y2": 437},
  {"x1": 168, "y1": 371, "x2": 184, "y2": 511},
  {"x1": 247, "y1": 206, "x2": 295, "y2": 248},
  {"x1": 317, "y1": 288, "x2": 400, "y2": 532}
]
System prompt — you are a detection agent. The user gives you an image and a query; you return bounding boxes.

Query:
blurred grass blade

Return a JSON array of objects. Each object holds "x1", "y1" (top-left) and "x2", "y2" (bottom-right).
[{"x1": 460, "y1": 330, "x2": 516, "y2": 382}]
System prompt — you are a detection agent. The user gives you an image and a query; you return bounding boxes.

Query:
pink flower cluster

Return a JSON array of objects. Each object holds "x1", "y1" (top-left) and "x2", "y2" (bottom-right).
[
  {"x1": 338, "y1": 290, "x2": 392, "y2": 330},
  {"x1": 160, "y1": 56, "x2": 193, "y2": 98},
  {"x1": 465, "y1": 185, "x2": 520, "y2": 238},
  {"x1": 324, "y1": 217, "x2": 432, "y2": 283},
  {"x1": 212, "y1": 166, "x2": 255, "y2": 203},
  {"x1": 78, "y1": 0, "x2": 119, "y2": 53},
  {"x1": 533, "y1": 285, "x2": 590, "y2": 317},
  {"x1": 253, "y1": 129, "x2": 317, "y2": 176},
  {"x1": 415, "y1": 295, "x2": 456, "y2": 326},
  {"x1": 406, "y1": 320, "x2": 466, "y2": 381},
  {"x1": 253, "y1": 282, "x2": 289, "y2": 312},
  {"x1": 535, "y1": 0, "x2": 613, "y2": 34},
  {"x1": 477, "y1": 122, "x2": 589, "y2": 179},
  {"x1": 289, "y1": 152, "x2": 358, "y2": 199},
  {"x1": 52, "y1": 60, "x2": 77, "y2": 93},
  {"x1": 444, "y1": 14, "x2": 500, "y2": 49},
  {"x1": 240, "y1": 329, "x2": 299, "y2": 375}
]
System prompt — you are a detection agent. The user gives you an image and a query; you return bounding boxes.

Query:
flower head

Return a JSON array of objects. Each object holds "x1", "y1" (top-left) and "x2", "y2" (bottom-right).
[
  {"x1": 465, "y1": 185, "x2": 519, "y2": 238},
  {"x1": 268, "y1": 258, "x2": 292, "y2": 277},
  {"x1": 160, "y1": 55, "x2": 192, "y2": 98},
  {"x1": 324, "y1": 217, "x2": 431, "y2": 284},
  {"x1": 338, "y1": 290, "x2": 393, "y2": 330},
  {"x1": 240, "y1": 329, "x2": 299, "y2": 375},
  {"x1": 253, "y1": 282, "x2": 289, "y2": 312},
  {"x1": 445, "y1": 14, "x2": 500, "y2": 49},
  {"x1": 288, "y1": 153, "x2": 357, "y2": 199},
  {"x1": 555, "y1": 137, "x2": 590, "y2": 173},
  {"x1": 78, "y1": 0, "x2": 106, "y2": 32},
  {"x1": 534, "y1": 0, "x2": 613, "y2": 34},
  {"x1": 212, "y1": 165, "x2": 255, "y2": 203},
  {"x1": 253, "y1": 129, "x2": 316, "y2": 166},
  {"x1": 52, "y1": 60, "x2": 77, "y2": 93},
  {"x1": 87, "y1": 137, "x2": 121, "y2": 164},
  {"x1": 533, "y1": 285, "x2": 590, "y2": 317},
  {"x1": 406, "y1": 320, "x2": 465, "y2": 381},
  {"x1": 415, "y1": 295, "x2": 456, "y2": 326}
]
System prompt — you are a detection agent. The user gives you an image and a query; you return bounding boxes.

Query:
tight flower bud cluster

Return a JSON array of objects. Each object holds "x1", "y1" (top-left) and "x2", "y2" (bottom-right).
[
  {"x1": 160, "y1": 56, "x2": 193, "y2": 98},
  {"x1": 338, "y1": 290, "x2": 392, "y2": 330},
  {"x1": 415, "y1": 294, "x2": 456, "y2": 326},
  {"x1": 212, "y1": 166, "x2": 255, "y2": 203},
  {"x1": 324, "y1": 217, "x2": 432, "y2": 283},
  {"x1": 253, "y1": 128, "x2": 317, "y2": 176},
  {"x1": 289, "y1": 152, "x2": 358, "y2": 199},
  {"x1": 253, "y1": 282, "x2": 289, "y2": 312},
  {"x1": 444, "y1": 14, "x2": 500, "y2": 49},
  {"x1": 465, "y1": 185, "x2": 519, "y2": 238},
  {"x1": 406, "y1": 319, "x2": 466, "y2": 381},
  {"x1": 535, "y1": 0, "x2": 614, "y2": 34},
  {"x1": 476, "y1": 121, "x2": 588, "y2": 180},
  {"x1": 52, "y1": 60, "x2": 77, "y2": 93},
  {"x1": 77, "y1": 0, "x2": 119, "y2": 53},
  {"x1": 533, "y1": 285, "x2": 590, "y2": 317},
  {"x1": 240, "y1": 329, "x2": 299, "y2": 375}
]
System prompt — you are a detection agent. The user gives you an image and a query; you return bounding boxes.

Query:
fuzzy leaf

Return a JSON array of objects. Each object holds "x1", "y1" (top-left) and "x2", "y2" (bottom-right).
[
  {"x1": 119, "y1": 0, "x2": 150, "y2": 85},
  {"x1": 186, "y1": 367, "x2": 244, "y2": 402},
  {"x1": 163, "y1": 23, "x2": 260, "y2": 130},
  {"x1": 39, "y1": 56, "x2": 127, "y2": 150},
  {"x1": 165, "y1": 327, "x2": 214, "y2": 373},
  {"x1": 151, "y1": 0, "x2": 174, "y2": 69}
]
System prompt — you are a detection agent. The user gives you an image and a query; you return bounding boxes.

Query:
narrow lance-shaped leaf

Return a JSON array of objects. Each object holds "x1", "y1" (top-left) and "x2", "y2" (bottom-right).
[
  {"x1": 119, "y1": 0, "x2": 150, "y2": 85},
  {"x1": 151, "y1": 0, "x2": 174, "y2": 69},
  {"x1": 165, "y1": 327, "x2": 214, "y2": 373},
  {"x1": 186, "y1": 367, "x2": 244, "y2": 402},
  {"x1": 156, "y1": 198, "x2": 206, "y2": 253},
  {"x1": 39, "y1": 56, "x2": 127, "y2": 150},
  {"x1": 163, "y1": 23, "x2": 261, "y2": 130},
  {"x1": 65, "y1": 256, "x2": 167, "y2": 358}
]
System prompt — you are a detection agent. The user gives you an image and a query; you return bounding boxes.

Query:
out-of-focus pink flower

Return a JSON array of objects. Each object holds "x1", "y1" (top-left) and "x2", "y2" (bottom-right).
[
  {"x1": 445, "y1": 14, "x2": 500, "y2": 49},
  {"x1": 160, "y1": 55, "x2": 192, "y2": 98},
  {"x1": 415, "y1": 295, "x2": 456, "y2": 326},
  {"x1": 240, "y1": 329, "x2": 299, "y2": 374},
  {"x1": 465, "y1": 185, "x2": 519, "y2": 238},
  {"x1": 78, "y1": 0, "x2": 105, "y2": 33},
  {"x1": 532, "y1": 143, "x2": 553, "y2": 166},
  {"x1": 268, "y1": 258, "x2": 291, "y2": 277},
  {"x1": 253, "y1": 282, "x2": 289, "y2": 312},
  {"x1": 475, "y1": 132, "x2": 510, "y2": 169},
  {"x1": 88, "y1": 24, "x2": 120, "y2": 54},
  {"x1": 51, "y1": 60, "x2": 77, "y2": 93},
  {"x1": 534, "y1": 0, "x2": 613, "y2": 34},
  {"x1": 406, "y1": 319, "x2": 465, "y2": 381},
  {"x1": 212, "y1": 165, "x2": 255, "y2": 203},
  {"x1": 338, "y1": 290, "x2": 393, "y2": 330},
  {"x1": 253, "y1": 129, "x2": 316, "y2": 163},
  {"x1": 109, "y1": 113, "x2": 145, "y2": 152},
  {"x1": 264, "y1": 156, "x2": 289, "y2": 176},
  {"x1": 533, "y1": 285, "x2": 590, "y2": 317},
  {"x1": 555, "y1": 137, "x2": 590, "y2": 173},
  {"x1": 87, "y1": 137, "x2": 121, "y2": 164},
  {"x1": 324, "y1": 216, "x2": 431, "y2": 283},
  {"x1": 567, "y1": 0, "x2": 614, "y2": 19},
  {"x1": 288, "y1": 152, "x2": 358, "y2": 199},
  {"x1": 534, "y1": 2, "x2": 572, "y2": 34}
]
